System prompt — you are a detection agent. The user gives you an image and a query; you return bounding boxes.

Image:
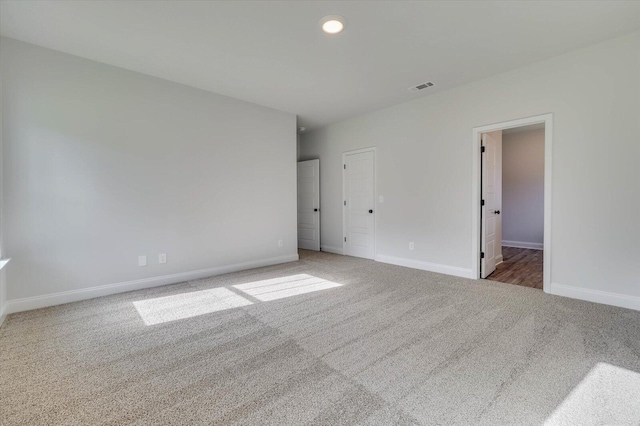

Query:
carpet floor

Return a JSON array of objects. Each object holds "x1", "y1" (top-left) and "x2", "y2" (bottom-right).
[{"x1": 2, "y1": 250, "x2": 640, "y2": 425}]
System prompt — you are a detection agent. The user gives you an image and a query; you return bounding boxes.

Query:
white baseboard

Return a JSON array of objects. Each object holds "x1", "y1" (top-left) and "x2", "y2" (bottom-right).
[
  {"x1": 496, "y1": 254, "x2": 504, "y2": 265},
  {"x1": 320, "y1": 245, "x2": 344, "y2": 255},
  {"x1": 502, "y1": 240, "x2": 543, "y2": 250},
  {"x1": 0, "y1": 303, "x2": 7, "y2": 328},
  {"x1": 375, "y1": 254, "x2": 475, "y2": 279},
  {"x1": 6, "y1": 254, "x2": 299, "y2": 315},
  {"x1": 547, "y1": 282, "x2": 640, "y2": 312}
]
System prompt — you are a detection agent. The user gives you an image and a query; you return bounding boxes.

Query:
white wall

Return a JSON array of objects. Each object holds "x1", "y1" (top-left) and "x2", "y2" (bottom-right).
[
  {"x1": 0, "y1": 50, "x2": 5, "y2": 323},
  {"x1": 300, "y1": 32, "x2": 640, "y2": 309},
  {"x1": 502, "y1": 128, "x2": 545, "y2": 248},
  {"x1": 1, "y1": 38, "x2": 298, "y2": 309}
]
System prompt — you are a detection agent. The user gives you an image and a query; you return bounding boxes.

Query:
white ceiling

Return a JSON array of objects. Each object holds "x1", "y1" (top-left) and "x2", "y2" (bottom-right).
[{"x1": 2, "y1": 1, "x2": 640, "y2": 130}]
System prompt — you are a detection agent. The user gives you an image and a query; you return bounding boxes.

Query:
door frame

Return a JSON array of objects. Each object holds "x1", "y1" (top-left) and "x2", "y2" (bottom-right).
[
  {"x1": 342, "y1": 147, "x2": 377, "y2": 258},
  {"x1": 471, "y1": 113, "x2": 553, "y2": 292}
]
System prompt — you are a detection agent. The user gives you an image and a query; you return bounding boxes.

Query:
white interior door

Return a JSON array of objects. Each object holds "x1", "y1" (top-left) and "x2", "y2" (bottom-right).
[
  {"x1": 481, "y1": 133, "x2": 498, "y2": 278},
  {"x1": 297, "y1": 159, "x2": 320, "y2": 251},
  {"x1": 344, "y1": 150, "x2": 375, "y2": 259}
]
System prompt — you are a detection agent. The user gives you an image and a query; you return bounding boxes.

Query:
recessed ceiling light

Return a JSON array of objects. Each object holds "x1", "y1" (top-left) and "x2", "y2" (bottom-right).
[{"x1": 320, "y1": 15, "x2": 346, "y2": 35}]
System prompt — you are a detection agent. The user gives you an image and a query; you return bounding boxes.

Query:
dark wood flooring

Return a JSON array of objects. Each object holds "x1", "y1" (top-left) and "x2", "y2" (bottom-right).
[{"x1": 486, "y1": 246, "x2": 543, "y2": 289}]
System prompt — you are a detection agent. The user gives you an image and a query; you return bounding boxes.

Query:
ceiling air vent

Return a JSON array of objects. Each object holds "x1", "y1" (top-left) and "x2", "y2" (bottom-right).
[{"x1": 410, "y1": 82, "x2": 434, "y2": 92}]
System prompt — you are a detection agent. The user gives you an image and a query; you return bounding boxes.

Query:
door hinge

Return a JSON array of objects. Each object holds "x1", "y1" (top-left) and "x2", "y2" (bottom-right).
[
  {"x1": 481, "y1": 146, "x2": 486, "y2": 153},
  {"x1": 344, "y1": 200, "x2": 346, "y2": 206},
  {"x1": 344, "y1": 164, "x2": 346, "y2": 169},
  {"x1": 481, "y1": 199, "x2": 485, "y2": 206},
  {"x1": 344, "y1": 237, "x2": 347, "y2": 242},
  {"x1": 481, "y1": 252, "x2": 485, "y2": 259}
]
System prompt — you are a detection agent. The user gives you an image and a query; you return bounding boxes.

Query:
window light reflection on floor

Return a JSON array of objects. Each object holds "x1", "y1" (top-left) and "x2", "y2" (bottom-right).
[
  {"x1": 133, "y1": 287, "x2": 252, "y2": 326},
  {"x1": 233, "y1": 273, "x2": 342, "y2": 302},
  {"x1": 133, "y1": 274, "x2": 342, "y2": 325},
  {"x1": 544, "y1": 362, "x2": 640, "y2": 425}
]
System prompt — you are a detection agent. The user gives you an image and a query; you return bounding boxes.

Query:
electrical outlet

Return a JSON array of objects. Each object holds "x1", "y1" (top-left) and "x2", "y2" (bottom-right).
[
  {"x1": 409, "y1": 242, "x2": 415, "y2": 251},
  {"x1": 138, "y1": 255, "x2": 147, "y2": 267},
  {"x1": 278, "y1": 240, "x2": 284, "y2": 248},
  {"x1": 158, "y1": 253, "x2": 167, "y2": 264}
]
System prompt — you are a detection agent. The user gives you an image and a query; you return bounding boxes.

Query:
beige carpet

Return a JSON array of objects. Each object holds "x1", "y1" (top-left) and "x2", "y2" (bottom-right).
[{"x1": 2, "y1": 250, "x2": 640, "y2": 425}]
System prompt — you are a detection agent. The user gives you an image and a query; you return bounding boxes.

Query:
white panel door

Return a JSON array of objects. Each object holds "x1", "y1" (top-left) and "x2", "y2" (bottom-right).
[
  {"x1": 344, "y1": 150, "x2": 375, "y2": 259},
  {"x1": 297, "y1": 159, "x2": 320, "y2": 251},
  {"x1": 481, "y1": 133, "x2": 498, "y2": 278}
]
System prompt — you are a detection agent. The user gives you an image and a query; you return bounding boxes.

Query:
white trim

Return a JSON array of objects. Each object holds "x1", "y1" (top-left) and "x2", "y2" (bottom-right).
[
  {"x1": 0, "y1": 259, "x2": 8, "y2": 327},
  {"x1": 320, "y1": 245, "x2": 344, "y2": 255},
  {"x1": 502, "y1": 240, "x2": 543, "y2": 250},
  {"x1": 472, "y1": 113, "x2": 553, "y2": 293},
  {"x1": 342, "y1": 147, "x2": 377, "y2": 260},
  {"x1": 0, "y1": 258, "x2": 10, "y2": 271},
  {"x1": 0, "y1": 304, "x2": 7, "y2": 328},
  {"x1": 495, "y1": 255, "x2": 504, "y2": 265},
  {"x1": 548, "y1": 282, "x2": 640, "y2": 312},
  {"x1": 5, "y1": 254, "x2": 299, "y2": 314},
  {"x1": 375, "y1": 254, "x2": 475, "y2": 279}
]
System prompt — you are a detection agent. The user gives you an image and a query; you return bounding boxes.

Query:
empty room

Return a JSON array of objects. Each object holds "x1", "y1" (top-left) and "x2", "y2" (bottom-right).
[{"x1": 1, "y1": 1, "x2": 639, "y2": 425}]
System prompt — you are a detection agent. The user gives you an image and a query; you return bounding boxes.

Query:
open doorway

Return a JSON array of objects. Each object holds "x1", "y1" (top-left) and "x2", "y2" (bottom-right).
[
  {"x1": 471, "y1": 114, "x2": 552, "y2": 292},
  {"x1": 297, "y1": 159, "x2": 320, "y2": 251},
  {"x1": 482, "y1": 125, "x2": 545, "y2": 289}
]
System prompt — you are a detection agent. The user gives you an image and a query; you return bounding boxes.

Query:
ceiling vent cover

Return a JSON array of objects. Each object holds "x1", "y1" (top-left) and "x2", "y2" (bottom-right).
[{"x1": 410, "y1": 82, "x2": 434, "y2": 91}]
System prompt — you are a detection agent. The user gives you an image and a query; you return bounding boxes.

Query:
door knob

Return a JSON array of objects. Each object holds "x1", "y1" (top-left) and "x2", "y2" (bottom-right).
[
  {"x1": 495, "y1": 210, "x2": 501, "y2": 215},
  {"x1": 314, "y1": 208, "x2": 318, "y2": 212},
  {"x1": 369, "y1": 209, "x2": 373, "y2": 213}
]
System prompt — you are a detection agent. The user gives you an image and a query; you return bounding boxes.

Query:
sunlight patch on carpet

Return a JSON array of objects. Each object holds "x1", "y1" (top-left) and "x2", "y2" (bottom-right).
[
  {"x1": 133, "y1": 287, "x2": 252, "y2": 325},
  {"x1": 545, "y1": 362, "x2": 640, "y2": 425},
  {"x1": 233, "y1": 273, "x2": 342, "y2": 302},
  {"x1": 134, "y1": 274, "x2": 342, "y2": 325}
]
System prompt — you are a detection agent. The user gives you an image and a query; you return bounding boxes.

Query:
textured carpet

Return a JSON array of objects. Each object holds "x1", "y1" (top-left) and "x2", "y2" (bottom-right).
[{"x1": 2, "y1": 250, "x2": 640, "y2": 425}]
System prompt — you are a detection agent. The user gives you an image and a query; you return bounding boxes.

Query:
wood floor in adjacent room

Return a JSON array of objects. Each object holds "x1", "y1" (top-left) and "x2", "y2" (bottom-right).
[
  {"x1": 487, "y1": 246, "x2": 543, "y2": 289},
  {"x1": 2, "y1": 250, "x2": 640, "y2": 425}
]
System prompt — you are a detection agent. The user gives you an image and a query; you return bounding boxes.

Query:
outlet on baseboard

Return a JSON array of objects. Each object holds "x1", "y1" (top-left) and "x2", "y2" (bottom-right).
[
  {"x1": 138, "y1": 255, "x2": 147, "y2": 267},
  {"x1": 158, "y1": 253, "x2": 167, "y2": 264},
  {"x1": 409, "y1": 242, "x2": 415, "y2": 251},
  {"x1": 278, "y1": 239, "x2": 284, "y2": 248}
]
